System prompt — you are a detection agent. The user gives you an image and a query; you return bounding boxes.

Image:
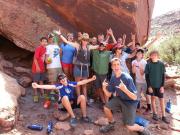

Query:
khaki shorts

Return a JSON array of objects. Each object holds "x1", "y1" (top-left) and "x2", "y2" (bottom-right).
[
  {"x1": 47, "y1": 68, "x2": 63, "y2": 83},
  {"x1": 105, "y1": 97, "x2": 137, "y2": 126}
]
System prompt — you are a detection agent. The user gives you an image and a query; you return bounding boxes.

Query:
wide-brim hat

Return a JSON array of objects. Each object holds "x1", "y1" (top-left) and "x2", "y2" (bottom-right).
[{"x1": 80, "y1": 33, "x2": 90, "y2": 41}]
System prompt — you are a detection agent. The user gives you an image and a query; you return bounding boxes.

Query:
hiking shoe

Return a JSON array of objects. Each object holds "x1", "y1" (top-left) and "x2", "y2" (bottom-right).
[
  {"x1": 99, "y1": 123, "x2": 115, "y2": 133},
  {"x1": 139, "y1": 128, "x2": 151, "y2": 135},
  {"x1": 162, "y1": 116, "x2": 170, "y2": 124},
  {"x1": 152, "y1": 113, "x2": 158, "y2": 121},
  {"x1": 70, "y1": 117, "x2": 78, "y2": 127},
  {"x1": 33, "y1": 95, "x2": 39, "y2": 103},
  {"x1": 82, "y1": 116, "x2": 93, "y2": 123}
]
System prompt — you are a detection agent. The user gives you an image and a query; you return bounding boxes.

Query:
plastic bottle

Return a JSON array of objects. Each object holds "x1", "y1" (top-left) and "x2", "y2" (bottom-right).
[
  {"x1": 135, "y1": 116, "x2": 150, "y2": 127},
  {"x1": 165, "y1": 99, "x2": 172, "y2": 113},
  {"x1": 47, "y1": 121, "x2": 53, "y2": 134},
  {"x1": 27, "y1": 124, "x2": 43, "y2": 131},
  {"x1": 44, "y1": 100, "x2": 51, "y2": 109}
]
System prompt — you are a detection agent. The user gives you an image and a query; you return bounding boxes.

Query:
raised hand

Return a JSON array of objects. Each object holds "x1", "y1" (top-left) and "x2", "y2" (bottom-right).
[
  {"x1": 122, "y1": 34, "x2": 126, "y2": 40},
  {"x1": 32, "y1": 82, "x2": 39, "y2": 89},
  {"x1": 108, "y1": 28, "x2": 113, "y2": 36},
  {"x1": 102, "y1": 79, "x2": 109, "y2": 89},
  {"x1": 116, "y1": 80, "x2": 127, "y2": 92},
  {"x1": 131, "y1": 33, "x2": 135, "y2": 41},
  {"x1": 53, "y1": 29, "x2": 61, "y2": 35}
]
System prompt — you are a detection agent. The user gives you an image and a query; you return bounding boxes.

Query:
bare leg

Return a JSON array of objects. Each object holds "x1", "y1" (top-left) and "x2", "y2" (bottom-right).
[
  {"x1": 61, "y1": 96, "x2": 75, "y2": 118},
  {"x1": 63, "y1": 67, "x2": 71, "y2": 81},
  {"x1": 146, "y1": 95, "x2": 151, "y2": 104},
  {"x1": 159, "y1": 98, "x2": 165, "y2": 117},
  {"x1": 104, "y1": 106, "x2": 114, "y2": 122},
  {"x1": 151, "y1": 96, "x2": 157, "y2": 114},
  {"x1": 75, "y1": 77, "x2": 81, "y2": 97},
  {"x1": 33, "y1": 81, "x2": 38, "y2": 96},
  {"x1": 69, "y1": 66, "x2": 74, "y2": 81},
  {"x1": 98, "y1": 88, "x2": 105, "y2": 103},
  {"x1": 39, "y1": 81, "x2": 44, "y2": 95},
  {"x1": 82, "y1": 83, "x2": 87, "y2": 100},
  {"x1": 77, "y1": 95, "x2": 87, "y2": 117}
]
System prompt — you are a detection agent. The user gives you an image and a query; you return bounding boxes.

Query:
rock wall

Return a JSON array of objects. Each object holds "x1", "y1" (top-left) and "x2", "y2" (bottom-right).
[{"x1": 0, "y1": 0, "x2": 154, "y2": 52}]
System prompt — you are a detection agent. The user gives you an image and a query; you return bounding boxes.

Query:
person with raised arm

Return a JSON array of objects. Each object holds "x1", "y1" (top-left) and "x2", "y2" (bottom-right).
[
  {"x1": 32, "y1": 74, "x2": 96, "y2": 127},
  {"x1": 99, "y1": 58, "x2": 151, "y2": 135},
  {"x1": 54, "y1": 30, "x2": 99, "y2": 102}
]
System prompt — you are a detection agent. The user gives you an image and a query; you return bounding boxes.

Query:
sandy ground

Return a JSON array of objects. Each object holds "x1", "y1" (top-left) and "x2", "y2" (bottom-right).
[{"x1": 1, "y1": 87, "x2": 180, "y2": 135}]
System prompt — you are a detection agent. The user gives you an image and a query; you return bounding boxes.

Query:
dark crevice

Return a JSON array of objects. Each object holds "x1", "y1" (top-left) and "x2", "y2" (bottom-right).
[{"x1": 0, "y1": 35, "x2": 33, "y2": 68}]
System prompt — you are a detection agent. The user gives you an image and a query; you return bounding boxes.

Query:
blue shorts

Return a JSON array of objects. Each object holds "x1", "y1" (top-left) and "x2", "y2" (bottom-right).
[
  {"x1": 32, "y1": 73, "x2": 46, "y2": 82},
  {"x1": 73, "y1": 65, "x2": 89, "y2": 78}
]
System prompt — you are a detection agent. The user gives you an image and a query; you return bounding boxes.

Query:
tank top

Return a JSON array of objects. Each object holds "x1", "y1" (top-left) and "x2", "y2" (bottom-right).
[{"x1": 74, "y1": 45, "x2": 90, "y2": 66}]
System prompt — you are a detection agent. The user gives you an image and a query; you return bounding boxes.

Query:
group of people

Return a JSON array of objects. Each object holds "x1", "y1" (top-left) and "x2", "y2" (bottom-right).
[{"x1": 31, "y1": 28, "x2": 169, "y2": 135}]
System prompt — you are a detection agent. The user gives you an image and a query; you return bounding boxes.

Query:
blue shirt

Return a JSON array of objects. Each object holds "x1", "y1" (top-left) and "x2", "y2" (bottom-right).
[
  {"x1": 60, "y1": 43, "x2": 76, "y2": 64},
  {"x1": 55, "y1": 81, "x2": 77, "y2": 100},
  {"x1": 108, "y1": 72, "x2": 138, "y2": 105}
]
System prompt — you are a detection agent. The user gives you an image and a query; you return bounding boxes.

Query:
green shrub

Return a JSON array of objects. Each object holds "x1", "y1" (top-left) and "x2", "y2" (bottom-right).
[{"x1": 158, "y1": 35, "x2": 180, "y2": 64}]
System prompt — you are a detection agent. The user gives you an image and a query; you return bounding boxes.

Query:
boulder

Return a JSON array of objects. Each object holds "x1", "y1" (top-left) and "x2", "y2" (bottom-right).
[
  {"x1": 0, "y1": 71, "x2": 25, "y2": 132},
  {"x1": 165, "y1": 79, "x2": 176, "y2": 88},
  {"x1": 0, "y1": 0, "x2": 154, "y2": 52},
  {"x1": 17, "y1": 76, "x2": 32, "y2": 88}
]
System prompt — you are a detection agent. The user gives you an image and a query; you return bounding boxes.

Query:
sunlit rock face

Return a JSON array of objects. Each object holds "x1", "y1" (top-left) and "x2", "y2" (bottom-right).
[{"x1": 0, "y1": 0, "x2": 154, "y2": 51}]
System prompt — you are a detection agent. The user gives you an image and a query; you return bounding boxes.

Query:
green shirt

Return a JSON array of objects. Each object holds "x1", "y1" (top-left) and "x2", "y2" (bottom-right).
[
  {"x1": 92, "y1": 50, "x2": 111, "y2": 75},
  {"x1": 145, "y1": 61, "x2": 165, "y2": 88}
]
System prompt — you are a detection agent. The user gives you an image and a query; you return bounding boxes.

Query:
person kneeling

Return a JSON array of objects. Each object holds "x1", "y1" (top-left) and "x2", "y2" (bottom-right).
[
  {"x1": 100, "y1": 58, "x2": 151, "y2": 135},
  {"x1": 32, "y1": 74, "x2": 96, "y2": 127}
]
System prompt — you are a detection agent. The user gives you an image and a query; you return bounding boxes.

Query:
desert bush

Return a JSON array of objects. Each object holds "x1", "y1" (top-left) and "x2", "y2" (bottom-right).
[{"x1": 156, "y1": 35, "x2": 180, "y2": 64}]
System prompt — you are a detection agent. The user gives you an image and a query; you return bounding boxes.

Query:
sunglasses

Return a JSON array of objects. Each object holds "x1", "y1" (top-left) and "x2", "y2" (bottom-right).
[{"x1": 58, "y1": 75, "x2": 66, "y2": 81}]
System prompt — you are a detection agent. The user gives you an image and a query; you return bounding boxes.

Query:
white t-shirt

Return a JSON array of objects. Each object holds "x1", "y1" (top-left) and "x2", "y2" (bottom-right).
[
  {"x1": 46, "y1": 44, "x2": 61, "y2": 69},
  {"x1": 132, "y1": 59, "x2": 147, "y2": 83}
]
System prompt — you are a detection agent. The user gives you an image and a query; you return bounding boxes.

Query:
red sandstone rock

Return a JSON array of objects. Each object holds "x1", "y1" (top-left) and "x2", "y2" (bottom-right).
[{"x1": 0, "y1": 0, "x2": 154, "y2": 52}]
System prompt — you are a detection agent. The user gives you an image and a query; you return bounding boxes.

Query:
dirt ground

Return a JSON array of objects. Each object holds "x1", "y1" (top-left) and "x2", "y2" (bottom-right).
[{"x1": 1, "y1": 87, "x2": 180, "y2": 135}]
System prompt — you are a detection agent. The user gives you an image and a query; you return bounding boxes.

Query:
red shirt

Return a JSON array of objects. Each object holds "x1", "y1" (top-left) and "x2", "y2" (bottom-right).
[{"x1": 32, "y1": 45, "x2": 46, "y2": 73}]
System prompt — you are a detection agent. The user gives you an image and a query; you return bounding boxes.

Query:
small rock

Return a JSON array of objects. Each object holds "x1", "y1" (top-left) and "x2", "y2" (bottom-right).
[
  {"x1": 94, "y1": 117, "x2": 109, "y2": 126},
  {"x1": 84, "y1": 129, "x2": 94, "y2": 135},
  {"x1": 160, "y1": 124, "x2": 169, "y2": 130},
  {"x1": 54, "y1": 122, "x2": 71, "y2": 131},
  {"x1": 53, "y1": 111, "x2": 70, "y2": 121}
]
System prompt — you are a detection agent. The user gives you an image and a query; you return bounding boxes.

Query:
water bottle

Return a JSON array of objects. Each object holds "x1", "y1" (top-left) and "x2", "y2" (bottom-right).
[
  {"x1": 47, "y1": 121, "x2": 53, "y2": 134},
  {"x1": 135, "y1": 116, "x2": 150, "y2": 127},
  {"x1": 49, "y1": 91, "x2": 56, "y2": 102},
  {"x1": 165, "y1": 99, "x2": 172, "y2": 113},
  {"x1": 27, "y1": 124, "x2": 43, "y2": 131},
  {"x1": 44, "y1": 100, "x2": 51, "y2": 109}
]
